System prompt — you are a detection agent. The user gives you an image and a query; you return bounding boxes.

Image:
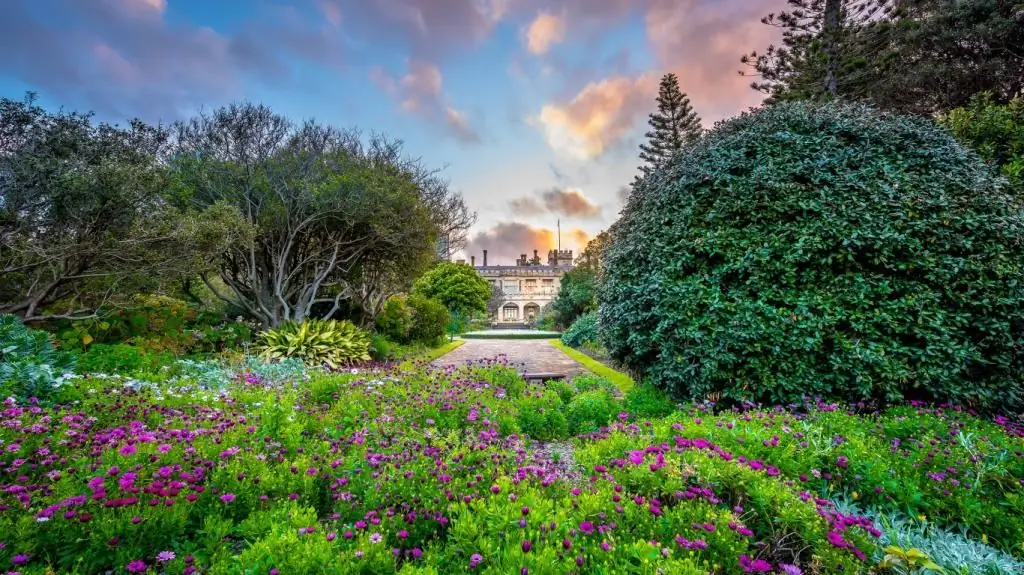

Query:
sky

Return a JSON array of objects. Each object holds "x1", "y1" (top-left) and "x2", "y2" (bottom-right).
[{"x1": 0, "y1": 0, "x2": 787, "y2": 265}]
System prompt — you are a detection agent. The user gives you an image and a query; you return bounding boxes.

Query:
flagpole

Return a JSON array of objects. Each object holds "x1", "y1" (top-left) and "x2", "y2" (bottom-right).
[{"x1": 557, "y1": 219, "x2": 561, "y2": 252}]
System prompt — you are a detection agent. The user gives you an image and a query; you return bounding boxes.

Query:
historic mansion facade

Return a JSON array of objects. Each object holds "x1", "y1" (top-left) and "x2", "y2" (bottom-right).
[{"x1": 461, "y1": 248, "x2": 574, "y2": 324}]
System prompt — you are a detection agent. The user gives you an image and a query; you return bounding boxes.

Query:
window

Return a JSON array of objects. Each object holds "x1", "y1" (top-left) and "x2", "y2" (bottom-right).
[{"x1": 502, "y1": 303, "x2": 519, "y2": 321}]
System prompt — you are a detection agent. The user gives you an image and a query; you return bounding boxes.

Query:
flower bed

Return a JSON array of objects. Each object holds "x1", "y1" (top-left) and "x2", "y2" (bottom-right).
[{"x1": 0, "y1": 362, "x2": 1021, "y2": 574}]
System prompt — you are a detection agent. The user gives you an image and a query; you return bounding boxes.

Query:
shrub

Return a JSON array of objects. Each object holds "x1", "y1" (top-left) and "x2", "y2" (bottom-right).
[
  {"x1": 566, "y1": 389, "x2": 618, "y2": 434},
  {"x1": 516, "y1": 391, "x2": 569, "y2": 441},
  {"x1": 368, "y1": 334, "x2": 394, "y2": 361},
  {"x1": 600, "y1": 101, "x2": 1024, "y2": 410},
  {"x1": 625, "y1": 384, "x2": 678, "y2": 420},
  {"x1": 0, "y1": 314, "x2": 76, "y2": 400},
  {"x1": 412, "y1": 262, "x2": 491, "y2": 316},
  {"x1": 257, "y1": 319, "x2": 371, "y2": 368},
  {"x1": 407, "y1": 294, "x2": 450, "y2": 346},
  {"x1": 376, "y1": 296, "x2": 414, "y2": 343},
  {"x1": 77, "y1": 343, "x2": 177, "y2": 375},
  {"x1": 561, "y1": 311, "x2": 598, "y2": 348}
]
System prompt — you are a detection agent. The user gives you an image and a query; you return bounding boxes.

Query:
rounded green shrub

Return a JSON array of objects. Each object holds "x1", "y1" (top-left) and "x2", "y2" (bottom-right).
[
  {"x1": 560, "y1": 310, "x2": 598, "y2": 348},
  {"x1": 599, "y1": 101, "x2": 1024, "y2": 410},
  {"x1": 407, "y1": 294, "x2": 450, "y2": 346},
  {"x1": 566, "y1": 389, "x2": 618, "y2": 434},
  {"x1": 376, "y1": 296, "x2": 414, "y2": 343}
]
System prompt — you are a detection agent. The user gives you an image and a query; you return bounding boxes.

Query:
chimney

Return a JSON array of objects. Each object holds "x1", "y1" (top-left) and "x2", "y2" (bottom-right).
[
  {"x1": 533, "y1": 249, "x2": 538, "y2": 261},
  {"x1": 471, "y1": 255, "x2": 475, "y2": 267},
  {"x1": 483, "y1": 250, "x2": 488, "y2": 266}
]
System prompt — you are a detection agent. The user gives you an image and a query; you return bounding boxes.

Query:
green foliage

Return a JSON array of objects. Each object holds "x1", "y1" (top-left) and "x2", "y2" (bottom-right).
[
  {"x1": 76, "y1": 343, "x2": 178, "y2": 375},
  {"x1": 412, "y1": 262, "x2": 491, "y2": 317},
  {"x1": 0, "y1": 94, "x2": 247, "y2": 321},
  {"x1": 0, "y1": 314, "x2": 76, "y2": 400},
  {"x1": 560, "y1": 310, "x2": 598, "y2": 348},
  {"x1": 549, "y1": 267, "x2": 598, "y2": 330},
  {"x1": 639, "y1": 72, "x2": 703, "y2": 173},
  {"x1": 257, "y1": 319, "x2": 371, "y2": 368},
  {"x1": 600, "y1": 101, "x2": 1024, "y2": 411},
  {"x1": 50, "y1": 294, "x2": 251, "y2": 356},
  {"x1": 406, "y1": 294, "x2": 450, "y2": 346},
  {"x1": 376, "y1": 295, "x2": 415, "y2": 343},
  {"x1": 515, "y1": 391, "x2": 569, "y2": 441},
  {"x1": 625, "y1": 384, "x2": 678, "y2": 420},
  {"x1": 566, "y1": 389, "x2": 618, "y2": 434},
  {"x1": 941, "y1": 93, "x2": 1024, "y2": 192},
  {"x1": 368, "y1": 334, "x2": 394, "y2": 361}
]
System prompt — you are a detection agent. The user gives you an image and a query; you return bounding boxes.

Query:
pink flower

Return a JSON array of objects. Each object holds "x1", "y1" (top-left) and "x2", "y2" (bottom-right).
[
  {"x1": 126, "y1": 560, "x2": 147, "y2": 573},
  {"x1": 220, "y1": 493, "x2": 236, "y2": 503}
]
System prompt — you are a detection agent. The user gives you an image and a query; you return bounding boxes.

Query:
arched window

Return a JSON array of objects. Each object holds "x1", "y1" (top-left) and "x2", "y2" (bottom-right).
[
  {"x1": 523, "y1": 303, "x2": 540, "y2": 321},
  {"x1": 502, "y1": 303, "x2": 519, "y2": 322}
]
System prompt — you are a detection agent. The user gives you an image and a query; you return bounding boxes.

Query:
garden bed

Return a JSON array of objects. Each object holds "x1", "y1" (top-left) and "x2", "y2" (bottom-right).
[{"x1": 0, "y1": 361, "x2": 1021, "y2": 574}]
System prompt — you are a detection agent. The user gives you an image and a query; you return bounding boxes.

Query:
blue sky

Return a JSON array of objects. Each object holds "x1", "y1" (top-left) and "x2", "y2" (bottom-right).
[{"x1": 0, "y1": 0, "x2": 785, "y2": 264}]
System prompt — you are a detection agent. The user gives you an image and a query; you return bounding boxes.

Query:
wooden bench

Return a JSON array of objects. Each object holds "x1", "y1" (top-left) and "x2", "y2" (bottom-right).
[{"x1": 522, "y1": 372, "x2": 568, "y2": 382}]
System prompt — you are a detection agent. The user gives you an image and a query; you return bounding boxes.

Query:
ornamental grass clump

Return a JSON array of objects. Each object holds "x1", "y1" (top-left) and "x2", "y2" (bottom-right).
[{"x1": 599, "y1": 101, "x2": 1024, "y2": 411}]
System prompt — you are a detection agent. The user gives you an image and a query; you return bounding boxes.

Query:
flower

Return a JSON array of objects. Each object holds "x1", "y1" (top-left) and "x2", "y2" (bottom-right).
[
  {"x1": 469, "y1": 553, "x2": 483, "y2": 568},
  {"x1": 370, "y1": 533, "x2": 383, "y2": 544},
  {"x1": 521, "y1": 540, "x2": 532, "y2": 553},
  {"x1": 579, "y1": 521, "x2": 595, "y2": 535},
  {"x1": 156, "y1": 551, "x2": 176, "y2": 562},
  {"x1": 126, "y1": 560, "x2": 147, "y2": 573},
  {"x1": 220, "y1": 493, "x2": 236, "y2": 503},
  {"x1": 780, "y1": 564, "x2": 803, "y2": 575}
]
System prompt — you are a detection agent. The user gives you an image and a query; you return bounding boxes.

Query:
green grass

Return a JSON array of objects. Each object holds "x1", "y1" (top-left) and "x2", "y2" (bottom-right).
[
  {"x1": 550, "y1": 339, "x2": 634, "y2": 393},
  {"x1": 415, "y1": 339, "x2": 466, "y2": 362}
]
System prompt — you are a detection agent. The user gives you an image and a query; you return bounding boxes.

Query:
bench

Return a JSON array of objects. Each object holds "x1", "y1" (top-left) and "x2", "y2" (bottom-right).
[{"x1": 522, "y1": 372, "x2": 568, "y2": 382}]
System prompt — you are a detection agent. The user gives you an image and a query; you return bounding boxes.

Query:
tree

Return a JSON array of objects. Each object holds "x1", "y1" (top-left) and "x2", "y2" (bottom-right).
[
  {"x1": 638, "y1": 73, "x2": 703, "y2": 173},
  {"x1": 742, "y1": 0, "x2": 1024, "y2": 115},
  {"x1": 550, "y1": 232, "x2": 610, "y2": 330},
  {"x1": 0, "y1": 94, "x2": 243, "y2": 322},
  {"x1": 169, "y1": 103, "x2": 464, "y2": 328},
  {"x1": 486, "y1": 283, "x2": 505, "y2": 319},
  {"x1": 411, "y1": 261, "x2": 491, "y2": 317},
  {"x1": 600, "y1": 101, "x2": 1024, "y2": 411}
]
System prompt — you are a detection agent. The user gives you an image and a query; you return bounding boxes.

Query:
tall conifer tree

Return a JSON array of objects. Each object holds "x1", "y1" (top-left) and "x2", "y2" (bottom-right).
[{"x1": 638, "y1": 73, "x2": 703, "y2": 173}]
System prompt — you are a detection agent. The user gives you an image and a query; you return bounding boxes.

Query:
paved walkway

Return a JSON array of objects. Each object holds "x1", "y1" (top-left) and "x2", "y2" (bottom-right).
[{"x1": 431, "y1": 338, "x2": 586, "y2": 377}]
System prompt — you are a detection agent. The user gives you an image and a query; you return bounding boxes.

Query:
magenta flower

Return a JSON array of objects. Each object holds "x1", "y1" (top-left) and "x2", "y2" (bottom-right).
[
  {"x1": 579, "y1": 521, "x2": 595, "y2": 535},
  {"x1": 521, "y1": 540, "x2": 532, "y2": 553},
  {"x1": 126, "y1": 560, "x2": 147, "y2": 573},
  {"x1": 220, "y1": 493, "x2": 236, "y2": 503},
  {"x1": 156, "y1": 551, "x2": 175, "y2": 562},
  {"x1": 739, "y1": 555, "x2": 772, "y2": 573}
]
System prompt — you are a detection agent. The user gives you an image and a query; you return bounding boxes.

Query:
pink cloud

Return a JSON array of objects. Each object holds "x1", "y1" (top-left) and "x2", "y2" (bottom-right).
[
  {"x1": 372, "y1": 59, "x2": 481, "y2": 144},
  {"x1": 525, "y1": 10, "x2": 567, "y2": 55}
]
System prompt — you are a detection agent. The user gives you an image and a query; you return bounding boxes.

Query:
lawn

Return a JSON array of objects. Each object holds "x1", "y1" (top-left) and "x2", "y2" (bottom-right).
[{"x1": 1, "y1": 359, "x2": 1021, "y2": 574}]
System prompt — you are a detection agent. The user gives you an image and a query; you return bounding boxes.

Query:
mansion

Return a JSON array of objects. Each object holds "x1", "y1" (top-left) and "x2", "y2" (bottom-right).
[{"x1": 461, "y1": 248, "x2": 574, "y2": 324}]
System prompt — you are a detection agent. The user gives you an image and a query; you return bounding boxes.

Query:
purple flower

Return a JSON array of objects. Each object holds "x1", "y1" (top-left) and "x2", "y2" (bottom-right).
[
  {"x1": 780, "y1": 564, "x2": 803, "y2": 575},
  {"x1": 156, "y1": 551, "x2": 176, "y2": 562},
  {"x1": 521, "y1": 540, "x2": 532, "y2": 553},
  {"x1": 579, "y1": 521, "x2": 595, "y2": 535},
  {"x1": 739, "y1": 555, "x2": 772, "y2": 573},
  {"x1": 126, "y1": 560, "x2": 147, "y2": 573},
  {"x1": 836, "y1": 456, "x2": 849, "y2": 469},
  {"x1": 11, "y1": 555, "x2": 29, "y2": 567},
  {"x1": 469, "y1": 553, "x2": 483, "y2": 568},
  {"x1": 220, "y1": 493, "x2": 236, "y2": 503}
]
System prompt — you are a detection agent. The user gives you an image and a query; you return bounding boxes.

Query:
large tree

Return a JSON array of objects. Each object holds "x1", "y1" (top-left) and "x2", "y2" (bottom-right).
[
  {"x1": 638, "y1": 73, "x2": 703, "y2": 174},
  {"x1": 411, "y1": 261, "x2": 491, "y2": 317},
  {"x1": 0, "y1": 94, "x2": 242, "y2": 322},
  {"x1": 742, "y1": 0, "x2": 1024, "y2": 115},
  {"x1": 170, "y1": 103, "x2": 466, "y2": 328}
]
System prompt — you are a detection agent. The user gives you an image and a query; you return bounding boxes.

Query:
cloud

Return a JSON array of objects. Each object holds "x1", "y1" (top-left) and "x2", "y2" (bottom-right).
[
  {"x1": 371, "y1": 59, "x2": 481, "y2": 144},
  {"x1": 532, "y1": 73, "x2": 660, "y2": 160},
  {"x1": 464, "y1": 222, "x2": 590, "y2": 265},
  {"x1": 319, "y1": 1, "x2": 343, "y2": 26},
  {"x1": 525, "y1": 10, "x2": 566, "y2": 55},
  {"x1": 508, "y1": 188, "x2": 602, "y2": 219},
  {"x1": 0, "y1": 0, "x2": 347, "y2": 121},
  {"x1": 527, "y1": 0, "x2": 787, "y2": 159}
]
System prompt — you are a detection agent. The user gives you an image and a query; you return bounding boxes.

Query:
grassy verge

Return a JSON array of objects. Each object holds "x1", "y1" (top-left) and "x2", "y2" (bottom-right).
[
  {"x1": 549, "y1": 339, "x2": 634, "y2": 393},
  {"x1": 414, "y1": 339, "x2": 465, "y2": 362}
]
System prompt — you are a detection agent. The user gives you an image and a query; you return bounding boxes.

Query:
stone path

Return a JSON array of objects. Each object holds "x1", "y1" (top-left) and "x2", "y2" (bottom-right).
[{"x1": 430, "y1": 338, "x2": 586, "y2": 377}]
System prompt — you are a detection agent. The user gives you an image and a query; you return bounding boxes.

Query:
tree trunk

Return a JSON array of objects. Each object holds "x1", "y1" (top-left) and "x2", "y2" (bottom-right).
[{"x1": 823, "y1": 0, "x2": 843, "y2": 97}]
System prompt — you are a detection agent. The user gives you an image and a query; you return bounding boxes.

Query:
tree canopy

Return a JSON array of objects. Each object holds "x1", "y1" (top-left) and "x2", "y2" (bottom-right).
[
  {"x1": 0, "y1": 94, "x2": 244, "y2": 322},
  {"x1": 638, "y1": 73, "x2": 703, "y2": 174},
  {"x1": 411, "y1": 261, "x2": 491, "y2": 317}
]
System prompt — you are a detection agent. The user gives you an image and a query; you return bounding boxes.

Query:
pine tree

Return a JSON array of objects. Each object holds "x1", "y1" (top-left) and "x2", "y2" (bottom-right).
[{"x1": 638, "y1": 73, "x2": 703, "y2": 173}]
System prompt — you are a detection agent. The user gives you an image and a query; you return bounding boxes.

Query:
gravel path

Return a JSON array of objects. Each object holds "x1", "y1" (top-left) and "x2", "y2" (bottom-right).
[{"x1": 430, "y1": 338, "x2": 587, "y2": 377}]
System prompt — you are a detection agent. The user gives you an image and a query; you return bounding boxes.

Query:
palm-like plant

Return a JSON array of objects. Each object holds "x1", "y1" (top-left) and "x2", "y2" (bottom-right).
[{"x1": 256, "y1": 319, "x2": 371, "y2": 369}]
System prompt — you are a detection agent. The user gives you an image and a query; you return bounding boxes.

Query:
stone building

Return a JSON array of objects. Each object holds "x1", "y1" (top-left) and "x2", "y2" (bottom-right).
[{"x1": 469, "y1": 248, "x2": 574, "y2": 324}]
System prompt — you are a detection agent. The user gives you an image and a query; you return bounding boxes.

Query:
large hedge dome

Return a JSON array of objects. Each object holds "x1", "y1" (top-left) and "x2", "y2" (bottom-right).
[{"x1": 598, "y1": 101, "x2": 1024, "y2": 411}]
